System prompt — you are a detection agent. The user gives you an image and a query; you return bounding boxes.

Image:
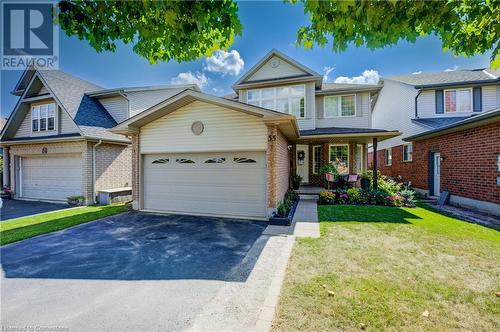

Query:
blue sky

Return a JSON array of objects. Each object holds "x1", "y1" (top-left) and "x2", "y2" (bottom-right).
[{"x1": 1, "y1": 1, "x2": 492, "y2": 118}]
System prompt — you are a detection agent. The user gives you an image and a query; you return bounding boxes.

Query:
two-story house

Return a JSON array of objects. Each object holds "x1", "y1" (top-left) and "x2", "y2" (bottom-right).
[
  {"x1": 110, "y1": 49, "x2": 400, "y2": 219},
  {"x1": 0, "y1": 67, "x2": 198, "y2": 204},
  {"x1": 372, "y1": 69, "x2": 500, "y2": 214}
]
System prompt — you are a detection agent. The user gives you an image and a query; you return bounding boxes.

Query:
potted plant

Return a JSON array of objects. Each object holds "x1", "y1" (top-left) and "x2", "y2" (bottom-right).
[
  {"x1": 67, "y1": 195, "x2": 85, "y2": 207},
  {"x1": 360, "y1": 172, "x2": 371, "y2": 190},
  {"x1": 1, "y1": 186, "x2": 12, "y2": 199},
  {"x1": 319, "y1": 164, "x2": 339, "y2": 189},
  {"x1": 291, "y1": 174, "x2": 302, "y2": 190}
]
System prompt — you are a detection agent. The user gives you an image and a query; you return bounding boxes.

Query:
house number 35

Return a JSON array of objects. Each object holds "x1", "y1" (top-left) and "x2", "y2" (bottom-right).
[{"x1": 268, "y1": 135, "x2": 277, "y2": 142}]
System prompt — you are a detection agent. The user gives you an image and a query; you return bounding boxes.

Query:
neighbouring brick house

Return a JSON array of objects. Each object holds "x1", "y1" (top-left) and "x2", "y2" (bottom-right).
[
  {"x1": 370, "y1": 68, "x2": 500, "y2": 215},
  {"x1": 0, "y1": 66, "x2": 197, "y2": 204}
]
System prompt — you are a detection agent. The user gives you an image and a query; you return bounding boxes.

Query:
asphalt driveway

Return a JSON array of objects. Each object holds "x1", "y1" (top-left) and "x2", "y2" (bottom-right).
[
  {"x1": 1, "y1": 199, "x2": 68, "y2": 221},
  {"x1": 1, "y1": 212, "x2": 273, "y2": 331}
]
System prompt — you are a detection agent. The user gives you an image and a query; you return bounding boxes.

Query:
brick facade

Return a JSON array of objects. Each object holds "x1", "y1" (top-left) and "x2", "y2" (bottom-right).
[
  {"x1": 371, "y1": 121, "x2": 500, "y2": 206},
  {"x1": 130, "y1": 134, "x2": 140, "y2": 209},
  {"x1": 8, "y1": 140, "x2": 132, "y2": 204},
  {"x1": 266, "y1": 125, "x2": 291, "y2": 209}
]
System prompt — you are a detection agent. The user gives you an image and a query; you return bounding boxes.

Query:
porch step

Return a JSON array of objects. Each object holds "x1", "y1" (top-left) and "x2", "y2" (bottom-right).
[{"x1": 299, "y1": 194, "x2": 318, "y2": 200}]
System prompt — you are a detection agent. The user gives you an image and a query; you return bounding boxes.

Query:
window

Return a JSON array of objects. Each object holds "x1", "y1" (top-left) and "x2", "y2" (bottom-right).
[
  {"x1": 152, "y1": 158, "x2": 169, "y2": 164},
  {"x1": 329, "y1": 144, "x2": 349, "y2": 174},
  {"x1": 444, "y1": 88, "x2": 472, "y2": 113},
  {"x1": 246, "y1": 84, "x2": 305, "y2": 118},
  {"x1": 324, "y1": 94, "x2": 356, "y2": 117},
  {"x1": 385, "y1": 148, "x2": 392, "y2": 166},
  {"x1": 31, "y1": 103, "x2": 55, "y2": 132},
  {"x1": 204, "y1": 157, "x2": 225, "y2": 164},
  {"x1": 312, "y1": 146, "x2": 321, "y2": 174},
  {"x1": 403, "y1": 143, "x2": 413, "y2": 162},
  {"x1": 234, "y1": 157, "x2": 256, "y2": 163},
  {"x1": 356, "y1": 144, "x2": 364, "y2": 172},
  {"x1": 176, "y1": 158, "x2": 195, "y2": 164}
]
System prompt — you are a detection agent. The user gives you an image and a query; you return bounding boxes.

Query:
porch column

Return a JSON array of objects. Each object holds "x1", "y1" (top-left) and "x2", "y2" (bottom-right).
[
  {"x1": 372, "y1": 138, "x2": 378, "y2": 190},
  {"x1": 349, "y1": 142, "x2": 356, "y2": 174},
  {"x1": 2, "y1": 147, "x2": 9, "y2": 187}
]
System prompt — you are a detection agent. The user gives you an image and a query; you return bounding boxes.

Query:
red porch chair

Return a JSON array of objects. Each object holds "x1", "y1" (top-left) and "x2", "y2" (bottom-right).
[
  {"x1": 325, "y1": 172, "x2": 335, "y2": 190},
  {"x1": 347, "y1": 174, "x2": 359, "y2": 188}
]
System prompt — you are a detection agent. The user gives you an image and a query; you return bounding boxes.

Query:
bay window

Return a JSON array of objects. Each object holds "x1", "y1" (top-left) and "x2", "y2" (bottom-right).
[
  {"x1": 329, "y1": 144, "x2": 349, "y2": 174},
  {"x1": 32, "y1": 103, "x2": 56, "y2": 132},
  {"x1": 324, "y1": 94, "x2": 356, "y2": 117},
  {"x1": 247, "y1": 85, "x2": 305, "y2": 118},
  {"x1": 444, "y1": 88, "x2": 472, "y2": 113}
]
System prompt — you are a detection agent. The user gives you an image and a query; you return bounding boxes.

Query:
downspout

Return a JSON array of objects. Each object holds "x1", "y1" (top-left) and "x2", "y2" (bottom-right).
[
  {"x1": 92, "y1": 140, "x2": 103, "y2": 204},
  {"x1": 117, "y1": 90, "x2": 130, "y2": 118},
  {"x1": 414, "y1": 89, "x2": 422, "y2": 118}
]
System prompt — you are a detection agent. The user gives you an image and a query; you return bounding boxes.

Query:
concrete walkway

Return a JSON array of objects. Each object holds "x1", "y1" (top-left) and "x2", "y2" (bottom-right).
[{"x1": 292, "y1": 197, "x2": 320, "y2": 238}]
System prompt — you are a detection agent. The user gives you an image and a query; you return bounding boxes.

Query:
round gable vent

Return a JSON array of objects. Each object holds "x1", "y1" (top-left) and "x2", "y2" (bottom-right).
[{"x1": 191, "y1": 121, "x2": 204, "y2": 135}]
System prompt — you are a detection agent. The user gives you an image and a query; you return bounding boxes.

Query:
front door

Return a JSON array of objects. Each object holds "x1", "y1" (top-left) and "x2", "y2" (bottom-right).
[
  {"x1": 296, "y1": 145, "x2": 309, "y2": 183},
  {"x1": 433, "y1": 153, "x2": 441, "y2": 196}
]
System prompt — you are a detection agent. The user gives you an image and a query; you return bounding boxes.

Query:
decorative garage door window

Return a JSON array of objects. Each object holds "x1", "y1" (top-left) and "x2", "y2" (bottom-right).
[
  {"x1": 234, "y1": 157, "x2": 257, "y2": 163},
  {"x1": 176, "y1": 158, "x2": 195, "y2": 164},
  {"x1": 152, "y1": 158, "x2": 169, "y2": 164},
  {"x1": 204, "y1": 157, "x2": 226, "y2": 164}
]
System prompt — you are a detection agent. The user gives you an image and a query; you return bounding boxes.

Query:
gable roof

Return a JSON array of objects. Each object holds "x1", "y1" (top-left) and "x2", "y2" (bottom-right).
[
  {"x1": 405, "y1": 107, "x2": 500, "y2": 141},
  {"x1": 387, "y1": 69, "x2": 499, "y2": 88},
  {"x1": 110, "y1": 89, "x2": 299, "y2": 140},
  {"x1": 1, "y1": 68, "x2": 129, "y2": 143},
  {"x1": 232, "y1": 49, "x2": 323, "y2": 89},
  {"x1": 86, "y1": 84, "x2": 201, "y2": 98}
]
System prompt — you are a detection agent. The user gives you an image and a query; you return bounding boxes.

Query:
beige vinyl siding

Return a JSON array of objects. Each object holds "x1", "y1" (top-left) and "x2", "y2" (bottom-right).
[
  {"x1": 316, "y1": 92, "x2": 371, "y2": 128},
  {"x1": 127, "y1": 89, "x2": 184, "y2": 117},
  {"x1": 140, "y1": 100, "x2": 268, "y2": 153},
  {"x1": 13, "y1": 103, "x2": 79, "y2": 138},
  {"x1": 247, "y1": 56, "x2": 307, "y2": 81},
  {"x1": 482, "y1": 85, "x2": 500, "y2": 111},
  {"x1": 98, "y1": 96, "x2": 128, "y2": 123}
]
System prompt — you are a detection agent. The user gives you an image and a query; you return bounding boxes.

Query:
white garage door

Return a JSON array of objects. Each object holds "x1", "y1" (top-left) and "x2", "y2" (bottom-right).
[
  {"x1": 21, "y1": 154, "x2": 82, "y2": 201},
  {"x1": 143, "y1": 151, "x2": 267, "y2": 219}
]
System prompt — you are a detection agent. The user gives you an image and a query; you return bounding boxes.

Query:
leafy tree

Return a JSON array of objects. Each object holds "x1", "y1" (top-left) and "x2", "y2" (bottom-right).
[
  {"x1": 289, "y1": 0, "x2": 500, "y2": 67},
  {"x1": 57, "y1": 0, "x2": 242, "y2": 63}
]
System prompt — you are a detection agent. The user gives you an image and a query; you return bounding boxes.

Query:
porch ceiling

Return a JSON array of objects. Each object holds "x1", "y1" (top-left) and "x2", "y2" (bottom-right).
[{"x1": 296, "y1": 130, "x2": 400, "y2": 144}]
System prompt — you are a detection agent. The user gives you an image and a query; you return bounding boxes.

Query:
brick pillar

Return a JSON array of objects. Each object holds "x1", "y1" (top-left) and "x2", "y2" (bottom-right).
[
  {"x1": 349, "y1": 142, "x2": 356, "y2": 174},
  {"x1": 131, "y1": 134, "x2": 141, "y2": 210},
  {"x1": 81, "y1": 142, "x2": 94, "y2": 205},
  {"x1": 266, "y1": 125, "x2": 278, "y2": 209},
  {"x1": 2, "y1": 147, "x2": 9, "y2": 187}
]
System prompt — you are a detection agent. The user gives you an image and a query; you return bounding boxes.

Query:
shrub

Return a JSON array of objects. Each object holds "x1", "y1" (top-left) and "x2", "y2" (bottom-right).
[
  {"x1": 400, "y1": 188, "x2": 417, "y2": 207},
  {"x1": 338, "y1": 191, "x2": 349, "y2": 204},
  {"x1": 388, "y1": 193, "x2": 405, "y2": 207},
  {"x1": 276, "y1": 190, "x2": 299, "y2": 216},
  {"x1": 319, "y1": 191, "x2": 335, "y2": 205},
  {"x1": 347, "y1": 188, "x2": 361, "y2": 204}
]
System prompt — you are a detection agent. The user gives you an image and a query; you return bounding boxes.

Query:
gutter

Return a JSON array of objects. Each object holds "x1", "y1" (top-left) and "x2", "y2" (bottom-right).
[
  {"x1": 92, "y1": 139, "x2": 103, "y2": 204},
  {"x1": 414, "y1": 89, "x2": 422, "y2": 118}
]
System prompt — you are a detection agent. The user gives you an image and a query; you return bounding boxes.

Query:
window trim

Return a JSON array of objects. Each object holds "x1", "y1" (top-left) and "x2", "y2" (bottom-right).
[
  {"x1": 328, "y1": 144, "x2": 350, "y2": 175},
  {"x1": 323, "y1": 94, "x2": 357, "y2": 118},
  {"x1": 385, "y1": 148, "x2": 392, "y2": 166},
  {"x1": 402, "y1": 143, "x2": 413, "y2": 162},
  {"x1": 31, "y1": 102, "x2": 56, "y2": 133},
  {"x1": 246, "y1": 84, "x2": 306, "y2": 118},
  {"x1": 312, "y1": 145, "x2": 321, "y2": 175},
  {"x1": 444, "y1": 88, "x2": 472, "y2": 113}
]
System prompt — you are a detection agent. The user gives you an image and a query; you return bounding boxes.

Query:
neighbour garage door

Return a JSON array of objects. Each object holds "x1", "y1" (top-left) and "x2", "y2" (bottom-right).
[
  {"x1": 143, "y1": 152, "x2": 267, "y2": 219},
  {"x1": 20, "y1": 154, "x2": 82, "y2": 201}
]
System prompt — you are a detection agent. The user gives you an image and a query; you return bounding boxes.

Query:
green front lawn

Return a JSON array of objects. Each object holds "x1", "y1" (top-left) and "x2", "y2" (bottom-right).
[
  {"x1": 1, "y1": 204, "x2": 129, "y2": 245},
  {"x1": 273, "y1": 205, "x2": 500, "y2": 331}
]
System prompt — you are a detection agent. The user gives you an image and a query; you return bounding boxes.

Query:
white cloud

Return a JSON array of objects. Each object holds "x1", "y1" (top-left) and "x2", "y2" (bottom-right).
[
  {"x1": 444, "y1": 65, "x2": 459, "y2": 72},
  {"x1": 171, "y1": 71, "x2": 209, "y2": 88},
  {"x1": 323, "y1": 66, "x2": 335, "y2": 81},
  {"x1": 412, "y1": 71, "x2": 422, "y2": 75},
  {"x1": 334, "y1": 69, "x2": 380, "y2": 85},
  {"x1": 204, "y1": 50, "x2": 244, "y2": 76}
]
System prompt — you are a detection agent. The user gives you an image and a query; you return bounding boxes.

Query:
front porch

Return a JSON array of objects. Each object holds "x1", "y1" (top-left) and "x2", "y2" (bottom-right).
[{"x1": 291, "y1": 128, "x2": 400, "y2": 190}]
